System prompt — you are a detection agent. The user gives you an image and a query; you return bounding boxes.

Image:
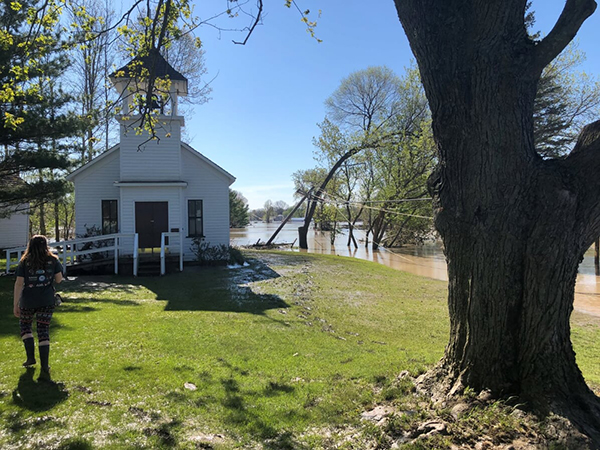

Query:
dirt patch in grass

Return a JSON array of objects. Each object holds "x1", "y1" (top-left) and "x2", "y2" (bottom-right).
[{"x1": 301, "y1": 373, "x2": 594, "y2": 449}]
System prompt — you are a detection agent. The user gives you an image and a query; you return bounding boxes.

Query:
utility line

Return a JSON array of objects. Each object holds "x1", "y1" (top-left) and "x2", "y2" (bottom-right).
[
  {"x1": 357, "y1": 203, "x2": 433, "y2": 220},
  {"x1": 298, "y1": 190, "x2": 431, "y2": 204},
  {"x1": 310, "y1": 189, "x2": 434, "y2": 220},
  {"x1": 353, "y1": 198, "x2": 432, "y2": 204}
]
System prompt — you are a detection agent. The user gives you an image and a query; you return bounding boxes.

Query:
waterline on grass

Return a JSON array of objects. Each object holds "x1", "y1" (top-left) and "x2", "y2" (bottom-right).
[{"x1": 232, "y1": 222, "x2": 600, "y2": 317}]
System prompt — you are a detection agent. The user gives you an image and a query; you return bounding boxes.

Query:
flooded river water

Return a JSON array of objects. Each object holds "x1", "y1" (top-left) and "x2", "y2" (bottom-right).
[{"x1": 231, "y1": 222, "x2": 600, "y2": 317}]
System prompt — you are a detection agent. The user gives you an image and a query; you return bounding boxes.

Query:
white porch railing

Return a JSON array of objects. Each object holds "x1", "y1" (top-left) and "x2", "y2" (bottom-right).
[
  {"x1": 160, "y1": 231, "x2": 184, "y2": 275},
  {"x1": 5, "y1": 233, "x2": 139, "y2": 276}
]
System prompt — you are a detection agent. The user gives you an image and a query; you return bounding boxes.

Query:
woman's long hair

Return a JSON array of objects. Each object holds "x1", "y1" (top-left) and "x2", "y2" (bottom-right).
[{"x1": 20, "y1": 235, "x2": 57, "y2": 270}]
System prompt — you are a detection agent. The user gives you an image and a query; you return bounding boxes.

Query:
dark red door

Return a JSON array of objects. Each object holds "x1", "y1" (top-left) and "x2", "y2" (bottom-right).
[{"x1": 135, "y1": 202, "x2": 169, "y2": 248}]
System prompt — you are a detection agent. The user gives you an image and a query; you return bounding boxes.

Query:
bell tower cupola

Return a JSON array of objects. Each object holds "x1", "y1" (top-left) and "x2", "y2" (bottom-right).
[
  {"x1": 109, "y1": 49, "x2": 189, "y2": 182},
  {"x1": 110, "y1": 48, "x2": 188, "y2": 118}
]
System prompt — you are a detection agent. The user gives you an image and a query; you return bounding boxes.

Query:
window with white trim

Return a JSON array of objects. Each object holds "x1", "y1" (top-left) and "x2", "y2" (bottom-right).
[
  {"x1": 102, "y1": 200, "x2": 118, "y2": 234},
  {"x1": 188, "y1": 200, "x2": 203, "y2": 237}
]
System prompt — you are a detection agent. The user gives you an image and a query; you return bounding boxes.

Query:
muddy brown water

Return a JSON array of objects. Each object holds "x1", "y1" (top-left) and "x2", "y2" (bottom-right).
[{"x1": 232, "y1": 222, "x2": 600, "y2": 317}]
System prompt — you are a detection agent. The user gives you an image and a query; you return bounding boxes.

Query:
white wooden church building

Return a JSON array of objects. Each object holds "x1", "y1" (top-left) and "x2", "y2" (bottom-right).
[
  {"x1": 0, "y1": 176, "x2": 29, "y2": 251},
  {"x1": 67, "y1": 51, "x2": 235, "y2": 260}
]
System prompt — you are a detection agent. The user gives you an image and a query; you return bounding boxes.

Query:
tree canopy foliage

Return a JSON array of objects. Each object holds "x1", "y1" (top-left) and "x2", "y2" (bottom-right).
[
  {"x1": 534, "y1": 42, "x2": 600, "y2": 158},
  {"x1": 304, "y1": 65, "x2": 436, "y2": 248},
  {"x1": 0, "y1": 0, "x2": 83, "y2": 210},
  {"x1": 0, "y1": 0, "x2": 224, "y2": 231},
  {"x1": 229, "y1": 189, "x2": 249, "y2": 228}
]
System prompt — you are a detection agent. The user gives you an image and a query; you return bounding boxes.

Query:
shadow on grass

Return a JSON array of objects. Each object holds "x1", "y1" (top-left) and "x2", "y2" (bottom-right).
[
  {"x1": 220, "y1": 375, "x2": 310, "y2": 449},
  {"x1": 165, "y1": 357, "x2": 311, "y2": 449},
  {"x1": 0, "y1": 258, "x2": 288, "y2": 339},
  {"x1": 11, "y1": 368, "x2": 69, "y2": 412},
  {"x1": 0, "y1": 276, "x2": 143, "y2": 337},
  {"x1": 60, "y1": 277, "x2": 141, "y2": 295},
  {"x1": 142, "y1": 419, "x2": 181, "y2": 448},
  {"x1": 59, "y1": 296, "x2": 141, "y2": 308},
  {"x1": 134, "y1": 259, "x2": 289, "y2": 315},
  {"x1": 56, "y1": 438, "x2": 94, "y2": 450}
]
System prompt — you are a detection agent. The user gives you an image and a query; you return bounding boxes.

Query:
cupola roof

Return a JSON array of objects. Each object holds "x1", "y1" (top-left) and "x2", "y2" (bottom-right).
[{"x1": 111, "y1": 48, "x2": 187, "y2": 81}]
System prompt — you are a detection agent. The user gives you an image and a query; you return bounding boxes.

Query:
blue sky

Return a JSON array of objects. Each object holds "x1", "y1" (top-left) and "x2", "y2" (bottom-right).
[{"x1": 183, "y1": 1, "x2": 600, "y2": 210}]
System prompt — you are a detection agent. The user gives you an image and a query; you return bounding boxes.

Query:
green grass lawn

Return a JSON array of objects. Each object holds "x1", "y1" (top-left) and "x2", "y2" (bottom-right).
[{"x1": 0, "y1": 251, "x2": 598, "y2": 449}]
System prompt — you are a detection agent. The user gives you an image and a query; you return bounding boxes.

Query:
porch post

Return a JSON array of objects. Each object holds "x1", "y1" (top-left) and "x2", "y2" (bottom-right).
[
  {"x1": 179, "y1": 231, "x2": 184, "y2": 272},
  {"x1": 160, "y1": 232, "x2": 166, "y2": 275},
  {"x1": 133, "y1": 233, "x2": 139, "y2": 277},
  {"x1": 62, "y1": 245, "x2": 67, "y2": 269},
  {"x1": 114, "y1": 236, "x2": 119, "y2": 275}
]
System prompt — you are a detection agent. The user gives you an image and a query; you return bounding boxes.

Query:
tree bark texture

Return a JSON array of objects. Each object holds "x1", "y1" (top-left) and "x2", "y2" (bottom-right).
[{"x1": 394, "y1": 0, "x2": 600, "y2": 440}]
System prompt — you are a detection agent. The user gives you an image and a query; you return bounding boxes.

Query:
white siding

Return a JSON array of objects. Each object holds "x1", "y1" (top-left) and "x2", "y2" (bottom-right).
[
  {"x1": 0, "y1": 207, "x2": 29, "y2": 250},
  {"x1": 118, "y1": 186, "x2": 182, "y2": 254},
  {"x1": 119, "y1": 117, "x2": 183, "y2": 181},
  {"x1": 181, "y1": 148, "x2": 231, "y2": 258},
  {"x1": 69, "y1": 127, "x2": 234, "y2": 263},
  {"x1": 71, "y1": 149, "x2": 121, "y2": 237}
]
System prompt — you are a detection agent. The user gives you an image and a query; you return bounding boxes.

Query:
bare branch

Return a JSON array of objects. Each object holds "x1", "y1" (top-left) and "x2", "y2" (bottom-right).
[
  {"x1": 232, "y1": 0, "x2": 263, "y2": 45},
  {"x1": 532, "y1": 0, "x2": 597, "y2": 74}
]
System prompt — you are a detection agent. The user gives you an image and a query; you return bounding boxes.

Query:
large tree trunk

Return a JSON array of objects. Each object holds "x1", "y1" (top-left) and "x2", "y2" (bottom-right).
[{"x1": 395, "y1": 0, "x2": 600, "y2": 441}]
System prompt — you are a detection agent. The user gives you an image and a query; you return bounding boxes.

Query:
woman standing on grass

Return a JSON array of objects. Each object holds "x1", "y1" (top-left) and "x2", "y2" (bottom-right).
[{"x1": 13, "y1": 235, "x2": 63, "y2": 377}]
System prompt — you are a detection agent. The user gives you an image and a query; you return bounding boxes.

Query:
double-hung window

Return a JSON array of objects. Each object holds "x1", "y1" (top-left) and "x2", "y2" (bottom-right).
[
  {"x1": 188, "y1": 200, "x2": 203, "y2": 237},
  {"x1": 102, "y1": 200, "x2": 118, "y2": 234}
]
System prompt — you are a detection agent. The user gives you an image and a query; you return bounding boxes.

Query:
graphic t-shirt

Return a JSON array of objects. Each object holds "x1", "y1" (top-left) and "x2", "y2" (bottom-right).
[{"x1": 16, "y1": 257, "x2": 64, "y2": 308}]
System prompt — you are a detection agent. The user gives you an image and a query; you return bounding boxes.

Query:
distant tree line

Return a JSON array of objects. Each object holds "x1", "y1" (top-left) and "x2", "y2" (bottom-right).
[{"x1": 246, "y1": 200, "x2": 295, "y2": 224}]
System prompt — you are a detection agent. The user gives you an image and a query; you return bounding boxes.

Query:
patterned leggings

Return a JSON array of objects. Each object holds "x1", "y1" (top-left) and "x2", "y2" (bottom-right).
[{"x1": 19, "y1": 305, "x2": 55, "y2": 342}]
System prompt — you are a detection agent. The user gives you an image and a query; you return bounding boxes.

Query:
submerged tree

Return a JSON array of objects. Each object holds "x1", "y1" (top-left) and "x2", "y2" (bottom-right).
[
  {"x1": 368, "y1": 118, "x2": 436, "y2": 248},
  {"x1": 395, "y1": 0, "x2": 600, "y2": 441},
  {"x1": 263, "y1": 200, "x2": 275, "y2": 223},
  {"x1": 305, "y1": 65, "x2": 434, "y2": 249},
  {"x1": 313, "y1": 119, "x2": 364, "y2": 247}
]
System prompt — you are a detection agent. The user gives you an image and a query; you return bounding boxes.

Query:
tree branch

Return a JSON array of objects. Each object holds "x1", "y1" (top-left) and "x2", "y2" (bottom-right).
[
  {"x1": 570, "y1": 120, "x2": 600, "y2": 156},
  {"x1": 232, "y1": 0, "x2": 263, "y2": 45},
  {"x1": 563, "y1": 120, "x2": 600, "y2": 245},
  {"x1": 532, "y1": 0, "x2": 597, "y2": 74}
]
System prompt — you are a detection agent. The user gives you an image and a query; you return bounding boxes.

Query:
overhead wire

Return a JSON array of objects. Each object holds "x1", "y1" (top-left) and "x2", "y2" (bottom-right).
[
  {"x1": 298, "y1": 191, "x2": 439, "y2": 265},
  {"x1": 309, "y1": 188, "x2": 434, "y2": 220},
  {"x1": 337, "y1": 198, "x2": 432, "y2": 204},
  {"x1": 297, "y1": 190, "x2": 431, "y2": 204}
]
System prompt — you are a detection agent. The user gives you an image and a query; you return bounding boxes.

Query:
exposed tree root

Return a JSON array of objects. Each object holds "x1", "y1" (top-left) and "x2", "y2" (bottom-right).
[{"x1": 408, "y1": 365, "x2": 600, "y2": 449}]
